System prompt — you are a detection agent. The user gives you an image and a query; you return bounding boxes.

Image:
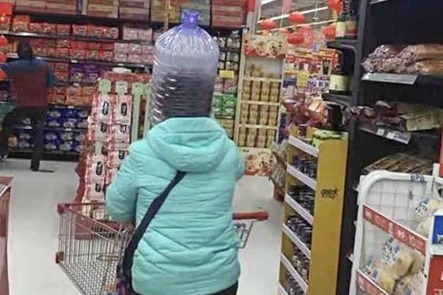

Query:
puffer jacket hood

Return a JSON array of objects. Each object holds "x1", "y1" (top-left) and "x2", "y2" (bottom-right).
[{"x1": 146, "y1": 117, "x2": 229, "y2": 172}]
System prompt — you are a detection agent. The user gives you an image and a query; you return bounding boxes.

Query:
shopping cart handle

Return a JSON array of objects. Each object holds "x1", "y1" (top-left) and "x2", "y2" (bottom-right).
[{"x1": 233, "y1": 211, "x2": 269, "y2": 221}]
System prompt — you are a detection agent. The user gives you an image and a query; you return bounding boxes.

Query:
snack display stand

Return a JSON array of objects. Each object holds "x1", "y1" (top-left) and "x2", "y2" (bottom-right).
[
  {"x1": 235, "y1": 34, "x2": 286, "y2": 177},
  {"x1": 321, "y1": 1, "x2": 443, "y2": 293},
  {"x1": 74, "y1": 71, "x2": 150, "y2": 203},
  {"x1": 278, "y1": 126, "x2": 347, "y2": 295},
  {"x1": 350, "y1": 165, "x2": 443, "y2": 295}
]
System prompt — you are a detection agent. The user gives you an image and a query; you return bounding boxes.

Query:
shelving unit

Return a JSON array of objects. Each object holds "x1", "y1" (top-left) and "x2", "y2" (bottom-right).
[
  {"x1": 328, "y1": 0, "x2": 443, "y2": 294},
  {"x1": 3, "y1": 5, "x2": 245, "y2": 160},
  {"x1": 278, "y1": 127, "x2": 347, "y2": 295},
  {"x1": 234, "y1": 34, "x2": 286, "y2": 177}
]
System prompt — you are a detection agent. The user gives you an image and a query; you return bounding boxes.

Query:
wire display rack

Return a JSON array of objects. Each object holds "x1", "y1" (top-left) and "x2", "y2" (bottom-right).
[{"x1": 350, "y1": 165, "x2": 443, "y2": 295}]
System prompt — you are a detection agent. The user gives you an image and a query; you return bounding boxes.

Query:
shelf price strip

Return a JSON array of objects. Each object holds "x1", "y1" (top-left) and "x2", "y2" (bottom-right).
[
  {"x1": 356, "y1": 270, "x2": 389, "y2": 295},
  {"x1": 288, "y1": 136, "x2": 319, "y2": 158},
  {"x1": 363, "y1": 205, "x2": 426, "y2": 255},
  {"x1": 285, "y1": 194, "x2": 313, "y2": 225}
]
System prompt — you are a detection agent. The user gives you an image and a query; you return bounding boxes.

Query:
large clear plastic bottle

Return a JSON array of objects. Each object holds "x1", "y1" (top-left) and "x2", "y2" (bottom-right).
[{"x1": 149, "y1": 10, "x2": 220, "y2": 126}]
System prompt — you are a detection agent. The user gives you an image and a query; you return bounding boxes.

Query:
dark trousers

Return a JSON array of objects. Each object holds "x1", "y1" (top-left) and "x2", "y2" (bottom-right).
[
  {"x1": 210, "y1": 283, "x2": 238, "y2": 295},
  {"x1": 0, "y1": 107, "x2": 47, "y2": 165}
]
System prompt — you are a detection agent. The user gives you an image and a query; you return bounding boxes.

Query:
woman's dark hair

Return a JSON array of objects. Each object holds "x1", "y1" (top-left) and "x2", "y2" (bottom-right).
[{"x1": 17, "y1": 40, "x2": 34, "y2": 60}]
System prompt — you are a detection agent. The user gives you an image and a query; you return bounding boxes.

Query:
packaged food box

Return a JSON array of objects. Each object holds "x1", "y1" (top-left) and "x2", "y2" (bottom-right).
[
  {"x1": 119, "y1": 7, "x2": 149, "y2": 14},
  {"x1": 119, "y1": 12, "x2": 149, "y2": 20},
  {"x1": 88, "y1": 0, "x2": 119, "y2": 5},
  {"x1": 120, "y1": 0, "x2": 150, "y2": 8}
]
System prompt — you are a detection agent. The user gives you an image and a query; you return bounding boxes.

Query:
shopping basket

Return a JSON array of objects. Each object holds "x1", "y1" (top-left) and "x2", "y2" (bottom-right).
[{"x1": 55, "y1": 202, "x2": 269, "y2": 295}]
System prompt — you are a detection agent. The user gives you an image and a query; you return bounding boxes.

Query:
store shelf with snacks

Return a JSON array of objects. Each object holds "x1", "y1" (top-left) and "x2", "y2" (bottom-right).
[
  {"x1": 280, "y1": 254, "x2": 308, "y2": 292},
  {"x1": 286, "y1": 165, "x2": 316, "y2": 191},
  {"x1": 288, "y1": 135, "x2": 319, "y2": 158},
  {"x1": 12, "y1": 10, "x2": 243, "y2": 33},
  {"x1": 279, "y1": 126, "x2": 348, "y2": 295},
  {"x1": 233, "y1": 34, "x2": 285, "y2": 177},
  {"x1": 285, "y1": 194, "x2": 313, "y2": 225}
]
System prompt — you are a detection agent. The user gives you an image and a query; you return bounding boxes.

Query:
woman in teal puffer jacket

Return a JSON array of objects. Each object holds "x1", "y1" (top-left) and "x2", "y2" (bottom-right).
[
  {"x1": 106, "y1": 118, "x2": 244, "y2": 294},
  {"x1": 105, "y1": 13, "x2": 244, "y2": 293}
]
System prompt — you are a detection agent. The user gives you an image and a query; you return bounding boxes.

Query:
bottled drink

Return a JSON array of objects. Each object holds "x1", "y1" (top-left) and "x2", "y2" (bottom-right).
[{"x1": 149, "y1": 10, "x2": 220, "y2": 126}]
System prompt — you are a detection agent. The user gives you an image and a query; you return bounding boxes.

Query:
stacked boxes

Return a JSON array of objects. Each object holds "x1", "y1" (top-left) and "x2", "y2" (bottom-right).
[
  {"x1": 151, "y1": 0, "x2": 180, "y2": 22},
  {"x1": 15, "y1": 0, "x2": 46, "y2": 12},
  {"x1": 211, "y1": 0, "x2": 245, "y2": 28},
  {"x1": 46, "y1": 0, "x2": 79, "y2": 14},
  {"x1": 87, "y1": 0, "x2": 119, "y2": 18},
  {"x1": 180, "y1": 0, "x2": 210, "y2": 26},
  {"x1": 119, "y1": 0, "x2": 149, "y2": 20},
  {"x1": 15, "y1": 0, "x2": 80, "y2": 14}
]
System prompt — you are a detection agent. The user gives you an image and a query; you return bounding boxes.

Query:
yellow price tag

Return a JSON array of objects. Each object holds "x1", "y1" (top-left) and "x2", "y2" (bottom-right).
[
  {"x1": 219, "y1": 70, "x2": 235, "y2": 79},
  {"x1": 296, "y1": 71, "x2": 310, "y2": 88}
]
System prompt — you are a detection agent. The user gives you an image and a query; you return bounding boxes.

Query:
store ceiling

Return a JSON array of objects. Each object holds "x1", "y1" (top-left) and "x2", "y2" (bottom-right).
[{"x1": 260, "y1": 0, "x2": 332, "y2": 28}]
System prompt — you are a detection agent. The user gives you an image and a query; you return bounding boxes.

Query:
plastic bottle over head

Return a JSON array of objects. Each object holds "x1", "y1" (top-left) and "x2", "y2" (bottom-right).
[{"x1": 149, "y1": 10, "x2": 220, "y2": 126}]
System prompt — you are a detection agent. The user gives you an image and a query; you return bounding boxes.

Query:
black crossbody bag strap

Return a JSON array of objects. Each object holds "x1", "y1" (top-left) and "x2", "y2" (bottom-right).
[{"x1": 122, "y1": 171, "x2": 186, "y2": 275}]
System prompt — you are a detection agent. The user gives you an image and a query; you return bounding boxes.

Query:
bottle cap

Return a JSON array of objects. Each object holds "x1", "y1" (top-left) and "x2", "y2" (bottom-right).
[{"x1": 182, "y1": 10, "x2": 199, "y2": 28}]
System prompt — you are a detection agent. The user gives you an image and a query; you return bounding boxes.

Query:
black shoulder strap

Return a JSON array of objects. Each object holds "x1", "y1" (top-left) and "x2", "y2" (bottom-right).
[{"x1": 122, "y1": 171, "x2": 186, "y2": 273}]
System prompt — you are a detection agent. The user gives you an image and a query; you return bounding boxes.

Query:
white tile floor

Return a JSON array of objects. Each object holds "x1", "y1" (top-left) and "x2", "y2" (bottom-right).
[{"x1": 1, "y1": 159, "x2": 283, "y2": 295}]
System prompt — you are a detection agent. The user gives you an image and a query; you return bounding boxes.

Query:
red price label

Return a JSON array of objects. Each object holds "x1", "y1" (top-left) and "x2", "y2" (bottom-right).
[
  {"x1": 357, "y1": 271, "x2": 388, "y2": 295},
  {"x1": 363, "y1": 206, "x2": 426, "y2": 255}
]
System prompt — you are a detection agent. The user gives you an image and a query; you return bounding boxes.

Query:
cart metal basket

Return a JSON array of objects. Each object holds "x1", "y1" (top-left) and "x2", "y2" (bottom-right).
[{"x1": 56, "y1": 202, "x2": 269, "y2": 295}]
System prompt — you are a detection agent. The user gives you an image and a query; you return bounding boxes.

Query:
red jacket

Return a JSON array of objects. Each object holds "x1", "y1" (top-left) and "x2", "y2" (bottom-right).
[{"x1": 0, "y1": 59, "x2": 56, "y2": 107}]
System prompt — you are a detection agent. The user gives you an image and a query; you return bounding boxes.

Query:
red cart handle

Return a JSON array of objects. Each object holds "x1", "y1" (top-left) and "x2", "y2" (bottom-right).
[{"x1": 233, "y1": 211, "x2": 269, "y2": 221}]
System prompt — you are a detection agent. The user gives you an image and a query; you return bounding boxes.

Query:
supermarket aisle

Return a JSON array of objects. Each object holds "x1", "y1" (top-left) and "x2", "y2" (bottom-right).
[{"x1": 3, "y1": 159, "x2": 282, "y2": 295}]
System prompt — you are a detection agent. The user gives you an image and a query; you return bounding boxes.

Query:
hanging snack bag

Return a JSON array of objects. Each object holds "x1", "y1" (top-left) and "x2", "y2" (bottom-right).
[
  {"x1": 85, "y1": 180, "x2": 105, "y2": 202},
  {"x1": 107, "y1": 149, "x2": 128, "y2": 168},
  {"x1": 109, "y1": 124, "x2": 131, "y2": 143},
  {"x1": 115, "y1": 95, "x2": 133, "y2": 124},
  {"x1": 90, "y1": 94, "x2": 115, "y2": 124},
  {"x1": 87, "y1": 122, "x2": 109, "y2": 142},
  {"x1": 85, "y1": 154, "x2": 107, "y2": 183}
]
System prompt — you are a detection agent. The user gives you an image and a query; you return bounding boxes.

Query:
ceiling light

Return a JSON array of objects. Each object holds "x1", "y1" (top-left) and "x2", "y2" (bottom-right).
[{"x1": 258, "y1": 6, "x2": 329, "y2": 22}]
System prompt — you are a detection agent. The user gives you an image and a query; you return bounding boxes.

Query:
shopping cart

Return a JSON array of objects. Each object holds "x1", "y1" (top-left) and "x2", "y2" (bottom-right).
[{"x1": 56, "y1": 202, "x2": 269, "y2": 295}]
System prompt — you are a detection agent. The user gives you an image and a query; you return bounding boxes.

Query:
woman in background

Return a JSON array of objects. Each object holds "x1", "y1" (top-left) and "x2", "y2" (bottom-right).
[{"x1": 0, "y1": 40, "x2": 56, "y2": 171}]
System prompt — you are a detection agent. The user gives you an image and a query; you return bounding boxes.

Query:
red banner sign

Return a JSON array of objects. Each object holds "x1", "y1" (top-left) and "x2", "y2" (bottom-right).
[
  {"x1": 363, "y1": 205, "x2": 426, "y2": 255},
  {"x1": 426, "y1": 255, "x2": 443, "y2": 295}
]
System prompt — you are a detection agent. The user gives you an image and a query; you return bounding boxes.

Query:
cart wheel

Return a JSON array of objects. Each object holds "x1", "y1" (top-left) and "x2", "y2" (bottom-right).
[{"x1": 55, "y1": 251, "x2": 64, "y2": 264}]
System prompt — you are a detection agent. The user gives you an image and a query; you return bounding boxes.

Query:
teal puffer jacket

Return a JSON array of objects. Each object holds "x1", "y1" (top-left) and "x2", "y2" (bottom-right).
[{"x1": 106, "y1": 117, "x2": 244, "y2": 295}]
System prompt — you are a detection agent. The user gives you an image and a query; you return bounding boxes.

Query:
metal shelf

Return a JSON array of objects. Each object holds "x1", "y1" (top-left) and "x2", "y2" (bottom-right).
[
  {"x1": 243, "y1": 77, "x2": 282, "y2": 83},
  {"x1": 285, "y1": 194, "x2": 314, "y2": 225},
  {"x1": 278, "y1": 285, "x2": 289, "y2": 295},
  {"x1": 240, "y1": 124, "x2": 278, "y2": 130},
  {"x1": 280, "y1": 254, "x2": 308, "y2": 292},
  {"x1": 7, "y1": 53, "x2": 151, "y2": 69},
  {"x1": 282, "y1": 224, "x2": 311, "y2": 258},
  {"x1": 14, "y1": 125, "x2": 86, "y2": 132},
  {"x1": 287, "y1": 165, "x2": 317, "y2": 190},
  {"x1": 362, "y1": 72, "x2": 443, "y2": 85},
  {"x1": 326, "y1": 39, "x2": 359, "y2": 51},
  {"x1": 13, "y1": 10, "x2": 242, "y2": 32},
  {"x1": 322, "y1": 93, "x2": 352, "y2": 107},
  {"x1": 288, "y1": 135, "x2": 319, "y2": 158},
  {"x1": 1, "y1": 30, "x2": 152, "y2": 44}
]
